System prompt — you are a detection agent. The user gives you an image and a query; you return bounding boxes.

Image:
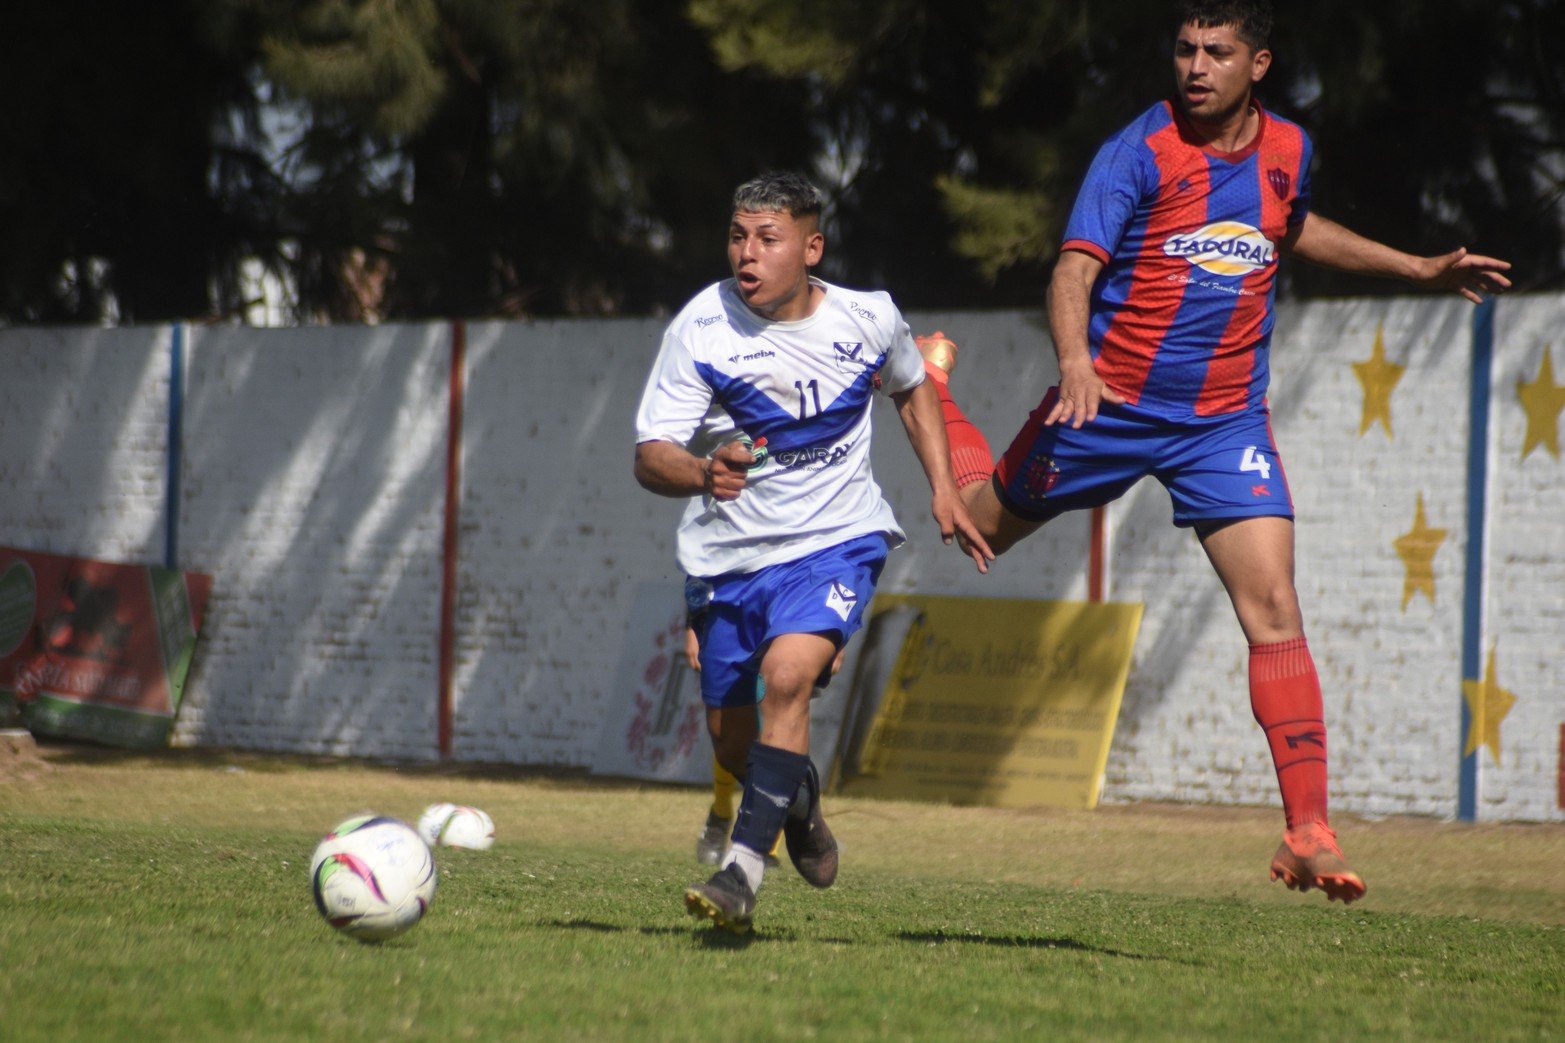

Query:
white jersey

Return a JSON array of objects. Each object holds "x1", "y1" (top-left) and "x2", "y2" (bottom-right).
[{"x1": 636, "y1": 277, "x2": 927, "y2": 578}]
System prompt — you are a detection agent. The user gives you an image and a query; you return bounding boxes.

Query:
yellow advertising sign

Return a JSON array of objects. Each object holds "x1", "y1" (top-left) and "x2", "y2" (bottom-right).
[{"x1": 834, "y1": 595, "x2": 1142, "y2": 809}]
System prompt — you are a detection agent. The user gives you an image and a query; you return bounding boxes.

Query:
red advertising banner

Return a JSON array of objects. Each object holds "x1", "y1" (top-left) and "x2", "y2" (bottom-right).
[{"x1": 0, "y1": 547, "x2": 212, "y2": 749}]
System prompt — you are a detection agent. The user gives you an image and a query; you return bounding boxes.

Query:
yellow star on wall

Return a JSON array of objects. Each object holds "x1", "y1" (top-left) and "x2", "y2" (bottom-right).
[
  {"x1": 1352, "y1": 324, "x2": 1405, "y2": 437},
  {"x1": 1393, "y1": 493, "x2": 1447, "y2": 610},
  {"x1": 1517, "y1": 345, "x2": 1565, "y2": 460},
  {"x1": 1462, "y1": 645, "x2": 1517, "y2": 764}
]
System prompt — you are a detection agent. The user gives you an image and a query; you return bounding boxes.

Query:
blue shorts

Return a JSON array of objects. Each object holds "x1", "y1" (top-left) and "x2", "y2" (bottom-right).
[
  {"x1": 992, "y1": 390, "x2": 1294, "y2": 527},
  {"x1": 694, "y1": 534, "x2": 888, "y2": 709}
]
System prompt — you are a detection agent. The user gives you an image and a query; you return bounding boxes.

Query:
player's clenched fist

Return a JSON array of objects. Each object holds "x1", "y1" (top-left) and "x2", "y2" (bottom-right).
[{"x1": 703, "y1": 440, "x2": 756, "y2": 501}]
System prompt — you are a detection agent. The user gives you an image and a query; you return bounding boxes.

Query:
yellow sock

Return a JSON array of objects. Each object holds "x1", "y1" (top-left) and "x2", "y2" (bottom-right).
[{"x1": 711, "y1": 757, "x2": 738, "y2": 821}]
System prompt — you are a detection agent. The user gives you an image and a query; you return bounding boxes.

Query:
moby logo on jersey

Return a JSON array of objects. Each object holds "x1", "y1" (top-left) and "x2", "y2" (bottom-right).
[{"x1": 1163, "y1": 221, "x2": 1276, "y2": 277}]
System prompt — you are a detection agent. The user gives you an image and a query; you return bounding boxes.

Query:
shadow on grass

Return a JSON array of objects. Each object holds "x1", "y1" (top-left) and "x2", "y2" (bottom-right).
[
  {"x1": 897, "y1": 930, "x2": 1185, "y2": 963},
  {"x1": 543, "y1": 917, "x2": 760, "y2": 949}
]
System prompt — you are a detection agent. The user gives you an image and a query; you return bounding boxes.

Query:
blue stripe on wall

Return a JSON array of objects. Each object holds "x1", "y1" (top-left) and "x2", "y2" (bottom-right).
[
  {"x1": 1458, "y1": 299, "x2": 1494, "y2": 822},
  {"x1": 165, "y1": 322, "x2": 185, "y2": 570}
]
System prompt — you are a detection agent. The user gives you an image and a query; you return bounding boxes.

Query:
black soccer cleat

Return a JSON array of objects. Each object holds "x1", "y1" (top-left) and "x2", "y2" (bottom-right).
[
  {"x1": 683, "y1": 863, "x2": 756, "y2": 934},
  {"x1": 783, "y1": 780, "x2": 839, "y2": 889}
]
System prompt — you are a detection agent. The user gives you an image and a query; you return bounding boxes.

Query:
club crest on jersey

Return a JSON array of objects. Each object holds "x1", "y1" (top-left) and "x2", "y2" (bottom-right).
[
  {"x1": 833, "y1": 341, "x2": 866, "y2": 369},
  {"x1": 1266, "y1": 167, "x2": 1291, "y2": 201},
  {"x1": 825, "y1": 581, "x2": 857, "y2": 622},
  {"x1": 1163, "y1": 221, "x2": 1277, "y2": 277}
]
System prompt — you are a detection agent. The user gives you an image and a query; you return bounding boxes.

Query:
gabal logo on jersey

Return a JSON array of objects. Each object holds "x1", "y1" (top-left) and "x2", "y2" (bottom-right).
[
  {"x1": 825, "y1": 581, "x2": 857, "y2": 622},
  {"x1": 1163, "y1": 221, "x2": 1276, "y2": 277}
]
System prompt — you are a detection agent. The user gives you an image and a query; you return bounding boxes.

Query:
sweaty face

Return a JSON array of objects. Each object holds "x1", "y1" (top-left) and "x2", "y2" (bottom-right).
[
  {"x1": 1173, "y1": 22, "x2": 1271, "y2": 130},
  {"x1": 727, "y1": 209, "x2": 824, "y2": 321}
]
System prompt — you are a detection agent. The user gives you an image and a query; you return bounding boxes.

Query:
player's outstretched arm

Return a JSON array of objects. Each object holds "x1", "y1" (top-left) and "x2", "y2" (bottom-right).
[
  {"x1": 892, "y1": 381, "x2": 995, "y2": 573},
  {"x1": 1045, "y1": 250, "x2": 1126, "y2": 428},
  {"x1": 634, "y1": 439, "x2": 753, "y2": 501},
  {"x1": 1280, "y1": 213, "x2": 1512, "y2": 304}
]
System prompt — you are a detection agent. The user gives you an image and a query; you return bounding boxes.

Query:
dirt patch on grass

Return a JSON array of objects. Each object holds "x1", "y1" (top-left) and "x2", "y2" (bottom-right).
[{"x1": 0, "y1": 728, "x2": 50, "y2": 782}]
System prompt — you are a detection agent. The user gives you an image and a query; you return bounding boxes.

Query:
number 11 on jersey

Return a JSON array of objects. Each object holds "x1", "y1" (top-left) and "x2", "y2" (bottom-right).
[{"x1": 794, "y1": 379, "x2": 822, "y2": 419}]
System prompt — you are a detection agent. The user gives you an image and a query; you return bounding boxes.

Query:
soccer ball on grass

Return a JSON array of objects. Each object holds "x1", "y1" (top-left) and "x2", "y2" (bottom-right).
[
  {"x1": 416, "y1": 802, "x2": 458, "y2": 847},
  {"x1": 418, "y1": 803, "x2": 495, "y2": 850},
  {"x1": 310, "y1": 815, "x2": 436, "y2": 942}
]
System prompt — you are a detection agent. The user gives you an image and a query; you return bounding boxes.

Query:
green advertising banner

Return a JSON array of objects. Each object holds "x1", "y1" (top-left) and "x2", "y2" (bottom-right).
[{"x1": 0, "y1": 548, "x2": 212, "y2": 750}]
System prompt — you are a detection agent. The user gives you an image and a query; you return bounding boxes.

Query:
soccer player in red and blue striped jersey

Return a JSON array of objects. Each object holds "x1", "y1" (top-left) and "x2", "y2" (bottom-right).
[{"x1": 935, "y1": 0, "x2": 1511, "y2": 903}]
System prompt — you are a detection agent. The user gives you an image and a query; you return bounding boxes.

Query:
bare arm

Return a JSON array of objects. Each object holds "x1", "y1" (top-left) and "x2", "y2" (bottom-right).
[
  {"x1": 892, "y1": 380, "x2": 994, "y2": 572},
  {"x1": 1281, "y1": 213, "x2": 1512, "y2": 303},
  {"x1": 1044, "y1": 249, "x2": 1125, "y2": 428},
  {"x1": 633, "y1": 439, "x2": 753, "y2": 501}
]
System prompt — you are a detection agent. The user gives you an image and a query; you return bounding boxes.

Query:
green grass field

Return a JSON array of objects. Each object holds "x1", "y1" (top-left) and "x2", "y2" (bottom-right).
[{"x1": 2, "y1": 742, "x2": 1562, "y2": 1041}]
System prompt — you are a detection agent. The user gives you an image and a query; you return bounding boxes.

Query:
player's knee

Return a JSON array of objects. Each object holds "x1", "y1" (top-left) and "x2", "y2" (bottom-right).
[
  {"x1": 1237, "y1": 584, "x2": 1303, "y2": 637},
  {"x1": 760, "y1": 664, "x2": 817, "y2": 704}
]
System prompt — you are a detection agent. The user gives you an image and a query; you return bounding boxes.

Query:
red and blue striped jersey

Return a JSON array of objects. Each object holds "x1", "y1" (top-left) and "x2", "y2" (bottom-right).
[{"x1": 1061, "y1": 100, "x2": 1312, "y2": 419}]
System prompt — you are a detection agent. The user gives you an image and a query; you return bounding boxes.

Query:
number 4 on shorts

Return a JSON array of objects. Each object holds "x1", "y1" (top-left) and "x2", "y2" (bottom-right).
[{"x1": 1240, "y1": 446, "x2": 1272, "y2": 480}]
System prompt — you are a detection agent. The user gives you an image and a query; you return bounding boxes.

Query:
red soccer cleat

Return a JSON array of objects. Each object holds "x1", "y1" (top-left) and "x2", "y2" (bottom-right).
[
  {"x1": 1269, "y1": 822, "x2": 1367, "y2": 904},
  {"x1": 915, "y1": 331, "x2": 959, "y2": 383}
]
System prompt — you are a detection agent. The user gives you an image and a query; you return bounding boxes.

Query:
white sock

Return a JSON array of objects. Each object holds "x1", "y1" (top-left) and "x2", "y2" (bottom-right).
[{"x1": 725, "y1": 843, "x2": 767, "y2": 894}]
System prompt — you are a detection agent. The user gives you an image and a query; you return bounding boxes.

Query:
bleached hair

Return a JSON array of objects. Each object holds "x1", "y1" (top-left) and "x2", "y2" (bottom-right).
[{"x1": 732, "y1": 172, "x2": 824, "y2": 221}]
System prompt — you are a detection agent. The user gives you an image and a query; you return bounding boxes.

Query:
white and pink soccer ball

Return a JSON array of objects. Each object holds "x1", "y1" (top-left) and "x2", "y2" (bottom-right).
[
  {"x1": 310, "y1": 815, "x2": 436, "y2": 942},
  {"x1": 417, "y1": 803, "x2": 495, "y2": 850}
]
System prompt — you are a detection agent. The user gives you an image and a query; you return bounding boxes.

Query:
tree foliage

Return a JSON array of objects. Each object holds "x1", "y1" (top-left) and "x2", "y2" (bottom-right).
[{"x1": 0, "y1": 0, "x2": 1560, "y2": 324}]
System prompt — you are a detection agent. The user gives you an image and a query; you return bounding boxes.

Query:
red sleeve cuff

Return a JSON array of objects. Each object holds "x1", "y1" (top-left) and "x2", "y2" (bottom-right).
[{"x1": 1060, "y1": 239, "x2": 1112, "y2": 265}]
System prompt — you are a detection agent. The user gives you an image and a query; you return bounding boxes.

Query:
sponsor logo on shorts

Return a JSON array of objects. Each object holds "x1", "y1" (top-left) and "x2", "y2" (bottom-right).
[
  {"x1": 826, "y1": 581, "x2": 857, "y2": 622},
  {"x1": 1162, "y1": 221, "x2": 1277, "y2": 277}
]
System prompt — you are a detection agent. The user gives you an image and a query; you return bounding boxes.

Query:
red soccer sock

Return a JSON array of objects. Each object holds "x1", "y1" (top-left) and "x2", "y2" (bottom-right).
[
  {"x1": 1249, "y1": 637, "x2": 1330, "y2": 830},
  {"x1": 928, "y1": 373, "x2": 995, "y2": 489}
]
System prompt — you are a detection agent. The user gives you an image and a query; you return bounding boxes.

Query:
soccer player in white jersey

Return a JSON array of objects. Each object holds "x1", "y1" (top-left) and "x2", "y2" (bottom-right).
[{"x1": 634, "y1": 171, "x2": 993, "y2": 933}]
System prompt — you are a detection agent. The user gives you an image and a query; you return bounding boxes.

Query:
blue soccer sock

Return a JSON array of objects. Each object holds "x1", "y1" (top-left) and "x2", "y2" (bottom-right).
[{"x1": 729, "y1": 742, "x2": 811, "y2": 864}]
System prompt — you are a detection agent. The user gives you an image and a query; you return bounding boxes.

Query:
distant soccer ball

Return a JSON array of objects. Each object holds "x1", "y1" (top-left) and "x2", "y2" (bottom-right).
[
  {"x1": 310, "y1": 815, "x2": 437, "y2": 942},
  {"x1": 416, "y1": 802, "x2": 458, "y2": 847},
  {"x1": 435, "y1": 805, "x2": 495, "y2": 850}
]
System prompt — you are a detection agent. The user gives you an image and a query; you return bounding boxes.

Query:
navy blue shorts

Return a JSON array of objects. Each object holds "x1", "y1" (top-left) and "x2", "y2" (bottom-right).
[
  {"x1": 993, "y1": 390, "x2": 1294, "y2": 527},
  {"x1": 694, "y1": 534, "x2": 888, "y2": 709}
]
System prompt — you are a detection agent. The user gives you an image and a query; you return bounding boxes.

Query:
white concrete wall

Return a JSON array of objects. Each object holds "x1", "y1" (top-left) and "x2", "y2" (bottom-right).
[
  {"x1": 0, "y1": 299, "x2": 1558, "y2": 820},
  {"x1": 0, "y1": 326, "x2": 171, "y2": 564},
  {"x1": 170, "y1": 324, "x2": 449, "y2": 759},
  {"x1": 1486, "y1": 296, "x2": 1565, "y2": 821},
  {"x1": 451, "y1": 317, "x2": 674, "y2": 765}
]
